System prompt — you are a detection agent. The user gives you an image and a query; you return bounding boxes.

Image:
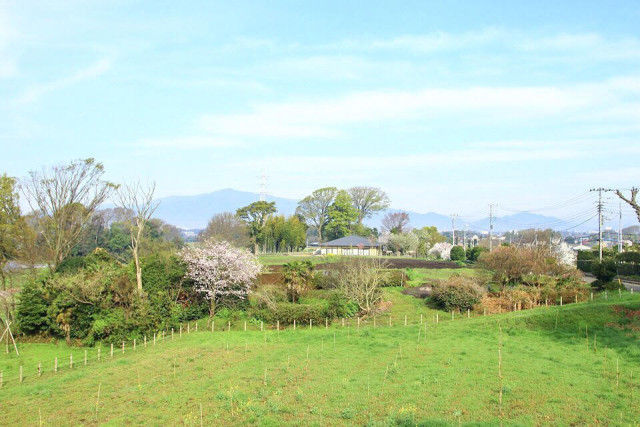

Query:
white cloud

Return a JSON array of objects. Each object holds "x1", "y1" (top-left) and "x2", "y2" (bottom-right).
[
  {"x1": 197, "y1": 78, "x2": 632, "y2": 139},
  {"x1": 17, "y1": 58, "x2": 112, "y2": 105}
]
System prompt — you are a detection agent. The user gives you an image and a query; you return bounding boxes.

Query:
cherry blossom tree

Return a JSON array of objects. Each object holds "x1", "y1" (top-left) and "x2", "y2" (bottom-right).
[
  {"x1": 428, "y1": 242, "x2": 453, "y2": 260},
  {"x1": 180, "y1": 240, "x2": 261, "y2": 316}
]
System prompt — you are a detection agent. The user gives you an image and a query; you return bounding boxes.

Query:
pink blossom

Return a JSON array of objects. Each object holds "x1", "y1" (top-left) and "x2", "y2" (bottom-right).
[{"x1": 179, "y1": 240, "x2": 262, "y2": 307}]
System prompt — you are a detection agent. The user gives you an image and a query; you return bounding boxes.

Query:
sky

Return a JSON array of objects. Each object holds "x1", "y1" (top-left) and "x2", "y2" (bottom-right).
[{"x1": 1, "y1": 0, "x2": 639, "y2": 228}]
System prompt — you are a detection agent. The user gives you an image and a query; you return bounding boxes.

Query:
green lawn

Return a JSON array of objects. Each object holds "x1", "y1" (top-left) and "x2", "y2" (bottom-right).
[{"x1": 1, "y1": 294, "x2": 639, "y2": 425}]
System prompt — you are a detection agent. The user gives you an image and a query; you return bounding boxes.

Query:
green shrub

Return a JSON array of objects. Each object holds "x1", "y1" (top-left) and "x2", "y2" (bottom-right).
[
  {"x1": 312, "y1": 271, "x2": 337, "y2": 289},
  {"x1": 325, "y1": 291, "x2": 358, "y2": 318},
  {"x1": 16, "y1": 281, "x2": 49, "y2": 334},
  {"x1": 381, "y1": 270, "x2": 405, "y2": 287},
  {"x1": 450, "y1": 246, "x2": 466, "y2": 261},
  {"x1": 253, "y1": 302, "x2": 327, "y2": 325},
  {"x1": 466, "y1": 246, "x2": 488, "y2": 262},
  {"x1": 430, "y1": 275, "x2": 484, "y2": 311},
  {"x1": 591, "y1": 259, "x2": 617, "y2": 283}
]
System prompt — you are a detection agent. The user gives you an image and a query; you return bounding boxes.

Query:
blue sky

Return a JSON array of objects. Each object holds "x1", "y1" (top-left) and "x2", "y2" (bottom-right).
[{"x1": 1, "y1": 0, "x2": 639, "y2": 226}]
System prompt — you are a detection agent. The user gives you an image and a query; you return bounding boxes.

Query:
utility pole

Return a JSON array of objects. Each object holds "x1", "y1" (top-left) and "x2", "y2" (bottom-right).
[
  {"x1": 590, "y1": 188, "x2": 613, "y2": 261},
  {"x1": 258, "y1": 170, "x2": 268, "y2": 201},
  {"x1": 463, "y1": 224, "x2": 468, "y2": 248},
  {"x1": 451, "y1": 214, "x2": 458, "y2": 245},
  {"x1": 488, "y1": 204, "x2": 496, "y2": 251},
  {"x1": 619, "y1": 202, "x2": 623, "y2": 253}
]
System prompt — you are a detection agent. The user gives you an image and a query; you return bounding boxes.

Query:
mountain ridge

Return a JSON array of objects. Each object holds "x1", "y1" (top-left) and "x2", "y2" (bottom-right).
[{"x1": 153, "y1": 188, "x2": 607, "y2": 232}]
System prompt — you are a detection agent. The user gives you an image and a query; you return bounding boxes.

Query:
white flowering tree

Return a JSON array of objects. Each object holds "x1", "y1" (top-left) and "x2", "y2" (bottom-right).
[
  {"x1": 428, "y1": 242, "x2": 453, "y2": 260},
  {"x1": 180, "y1": 240, "x2": 261, "y2": 316},
  {"x1": 552, "y1": 242, "x2": 577, "y2": 267}
]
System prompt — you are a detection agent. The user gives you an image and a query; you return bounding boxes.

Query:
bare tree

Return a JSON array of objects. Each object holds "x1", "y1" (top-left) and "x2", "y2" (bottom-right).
[
  {"x1": 295, "y1": 187, "x2": 337, "y2": 242},
  {"x1": 348, "y1": 186, "x2": 391, "y2": 224},
  {"x1": 381, "y1": 211, "x2": 410, "y2": 234},
  {"x1": 200, "y1": 212, "x2": 251, "y2": 248},
  {"x1": 21, "y1": 158, "x2": 117, "y2": 271},
  {"x1": 336, "y1": 257, "x2": 388, "y2": 314},
  {"x1": 616, "y1": 188, "x2": 640, "y2": 223},
  {"x1": 115, "y1": 181, "x2": 159, "y2": 293}
]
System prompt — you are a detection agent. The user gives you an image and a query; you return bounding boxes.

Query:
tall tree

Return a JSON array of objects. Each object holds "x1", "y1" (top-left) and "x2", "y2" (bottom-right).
[
  {"x1": 236, "y1": 201, "x2": 277, "y2": 254},
  {"x1": 0, "y1": 174, "x2": 22, "y2": 277},
  {"x1": 20, "y1": 158, "x2": 117, "y2": 271},
  {"x1": 200, "y1": 212, "x2": 251, "y2": 248},
  {"x1": 325, "y1": 190, "x2": 358, "y2": 240},
  {"x1": 115, "y1": 181, "x2": 159, "y2": 294},
  {"x1": 381, "y1": 211, "x2": 410, "y2": 234},
  {"x1": 348, "y1": 186, "x2": 391, "y2": 225},
  {"x1": 616, "y1": 188, "x2": 640, "y2": 223},
  {"x1": 295, "y1": 187, "x2": 337, "y2": 242}
]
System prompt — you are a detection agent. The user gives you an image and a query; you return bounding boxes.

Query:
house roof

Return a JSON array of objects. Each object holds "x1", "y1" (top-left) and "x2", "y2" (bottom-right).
[{"x1": 320, "y1": 235, "x2": 379, "y2": 247}]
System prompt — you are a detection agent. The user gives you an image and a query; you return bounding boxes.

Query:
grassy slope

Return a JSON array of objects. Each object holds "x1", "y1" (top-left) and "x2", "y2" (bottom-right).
[{"x1": 1, "y1": 294, "x2": 639, "y2": 426}]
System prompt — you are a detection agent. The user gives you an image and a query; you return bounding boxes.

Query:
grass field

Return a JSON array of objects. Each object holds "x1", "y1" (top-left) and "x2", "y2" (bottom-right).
[{"x1": 1, "y1": 294, "x2": 639, "y2": 426}]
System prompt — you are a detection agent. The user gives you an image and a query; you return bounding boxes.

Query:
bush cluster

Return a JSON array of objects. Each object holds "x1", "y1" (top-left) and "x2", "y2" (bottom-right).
[
  {"x1": 17, "y1": 251, "x2": 208, "y2": 344},
  {"x1": 430, "y1": 275, "x2": 485, "y2": 311}
]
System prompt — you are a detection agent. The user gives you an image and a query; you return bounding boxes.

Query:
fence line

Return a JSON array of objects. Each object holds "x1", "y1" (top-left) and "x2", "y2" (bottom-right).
[{"x1": 0, "y1": 289, "x2": 637, "y2": 388}]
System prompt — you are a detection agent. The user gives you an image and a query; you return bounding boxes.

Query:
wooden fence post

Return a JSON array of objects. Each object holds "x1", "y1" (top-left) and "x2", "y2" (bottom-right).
[
  {"x1": 98, "y1": 347, "x2": 101, "y2": 361},
  {"x1": 452, "y1": 311, "x2": 455, "y2": 320},
  {"x1": 436, "y1": 313, "x2": 439, "y2": 323},
  {"x1": 70, "y1": 354, "x2": 73, "y2": 369},
  {"x1": 84, "y1": 350, "x2": 88, "y2": 365},
  {"x1": 326, "y1": 318, "x2": 328, "y2": 329},
  {"x1": 261, "y1": 321, "x2": 264, "y2": 331},
  {"x1": 111, "y1": 343, "x2": 114, "y2": 357},
  {"x1": 276, "y1": 320, "x2": 279, "y2": 330},
  {"x1": 294, "y1": 320, "x2": 296, "y2": 330},
  {"x1": 187, "y1": 323, "x2": 190, "y2": 334},
  {"x1": 55, "y1": 357, "x2": 58, "y2": 372},
  {"x1": 420, "y1": 314, "x2": 423, "y2": 325},
  {"x1": 212, "y1": 321, "x2": 215, "y2": 332},
  {"x1": 244, "y1": 321, "x2": 247, "y2": 331},
  {"x1": 560, "y1": 296, "x2": 563, "y2": 306},
  {"x1": 162, "y1": 330, "x2": 165, "y2": 342},
  {"x1": 195, "y1": 322, "x2": 198, "y2": 332},
  {"x1": 122, "y1": 341, "x2": 125, "y2": 354},
  {"x1": 144, "y1": 336, "x2": 147, "y2": 347},
  {"x1": 180, "y1": 324, "x2": 182, "y2": 337},
  {"x1": 153, "y1": 333, "x2": 156, "y2": 346},
  {"x1": 310, "y1": 319, "x2": 313, "y2": 329},
  {"x1": 133, "y1": 339, "x2": 136, "y2": 351},
  {"x1": 38, "y1": 362, "x2": 41, "y2": 377},
  {"x1": 467, "y1": 309, "x2": 470, "y2": 318},
  {"x1": 404, "y1": 315, "x2": 407, "y2": 326},
  {"x1": 228, "y1": 321, "x2": 231, "y2": 332},
  {"x1": 342, "y1": 318, "x2": 345, "y2": 327}
]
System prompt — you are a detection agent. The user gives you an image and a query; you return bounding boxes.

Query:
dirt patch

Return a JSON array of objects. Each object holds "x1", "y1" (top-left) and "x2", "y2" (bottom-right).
[
  {"x1": 611, "y1": 305, "x2": 640, "y2": 319},
  {"x1": 259, "y1": 272, "x2": 284, "y2": 285},
  {"x1": 402, "y1": 284, "x2": 433, "y2": 299}
]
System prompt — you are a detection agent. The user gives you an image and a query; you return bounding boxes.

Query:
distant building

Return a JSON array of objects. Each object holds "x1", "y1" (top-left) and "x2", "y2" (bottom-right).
[{"x1": 317, "y1": 236, "x2": 380, "y2": 256}]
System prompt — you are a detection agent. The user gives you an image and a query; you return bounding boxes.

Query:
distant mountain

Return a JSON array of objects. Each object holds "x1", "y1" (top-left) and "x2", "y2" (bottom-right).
[
  {"x1": 154, "y1": 188, "x2": 297, "y2": 229},
  {"x1": 470, "y1": 212, "x2": 570, "y2": 233},
  {"x1": 152, "y1": 188, "x2": 610, "y2": 233},
  {"x1": 623, "y1": 225, "x2": 640, "y2": 235}
]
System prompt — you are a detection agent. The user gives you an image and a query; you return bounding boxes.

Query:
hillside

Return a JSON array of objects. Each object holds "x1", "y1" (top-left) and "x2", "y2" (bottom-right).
[{"x1": 1, "y1": 295, "x2": 638, "y2": 425}]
